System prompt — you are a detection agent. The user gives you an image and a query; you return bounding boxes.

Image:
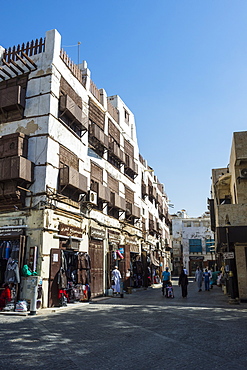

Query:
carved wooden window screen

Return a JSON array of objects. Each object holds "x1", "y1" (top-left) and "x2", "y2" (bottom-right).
[
  {"x1": 60, "y1": 77, "x2": 82, "y2": 108},
  {"x1": 91, "y1": 161, "x2": 103, "y2": 183},
  {"x1": 108, "y1": 119, "x2": 120, "y2": 144},
  {"x1": 59, "y1": 145, "x2": 79, "y2": 170},
  {"x1": 108, "y1": 174, "x2": 119, "y2": 193},
  {"x1": 89, "y1": 98, "x2": 105, "y2": 130},
  {"x1": 125, "y1": 186, "x2": 134, "y2": 203},
  {"x1": 124, "y1": 139, "x2": 134, "y2": 158}
]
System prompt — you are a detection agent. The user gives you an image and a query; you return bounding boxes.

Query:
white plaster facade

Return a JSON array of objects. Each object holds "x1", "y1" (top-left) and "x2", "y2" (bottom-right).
[
  {"x1": 172, "y1": 210, "x2": 215, "y2": 275},
  {"x1": 0, "y1": 29, "x2": 172, "y2": 307}
]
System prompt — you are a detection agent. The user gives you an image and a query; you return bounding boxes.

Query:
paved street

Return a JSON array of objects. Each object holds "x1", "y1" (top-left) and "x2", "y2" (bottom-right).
[{"x1": 1, "y1": 280, "x2": 247, "y2": 370}]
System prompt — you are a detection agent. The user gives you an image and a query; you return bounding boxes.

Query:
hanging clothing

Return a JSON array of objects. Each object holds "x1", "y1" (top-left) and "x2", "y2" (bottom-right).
[
  {"x1": 57, "y1": 251, "x2": 67, "y2": 289},
  {"x1": 5, "y1": 258, "x2": 20, "y2": 284},
  {"x1": 77, "y1": 253, "x2": 91, "y2": 285}
]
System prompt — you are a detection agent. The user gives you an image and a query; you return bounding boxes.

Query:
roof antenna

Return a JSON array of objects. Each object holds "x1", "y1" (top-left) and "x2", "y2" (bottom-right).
[{"x1": 78, "y1": 41, "x2": 81, "y2": 65}]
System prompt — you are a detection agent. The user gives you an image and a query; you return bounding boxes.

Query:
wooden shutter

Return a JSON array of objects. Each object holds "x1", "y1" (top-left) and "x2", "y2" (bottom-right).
[
  {"x1": 89, "y1": 98, "x2": 105, "y2": 130},
  {"x1": 108, "y1": 174, "x2": 119, "y2": 193},
  {"x1": 59, "y1": 145, "x2": 79, "y2": 170},
  {"x1": 108, "y1": 119, "x2": 120, "y2": 144},
  {"x1": 125, "y1": 186, "x2": 134, "y2": 203},
  {"x1": 91, "y1": 161, "x2": 103, "y2": 183},
  {"x1": 124, "y1": 139, "x2": 134, "y2": 158}
]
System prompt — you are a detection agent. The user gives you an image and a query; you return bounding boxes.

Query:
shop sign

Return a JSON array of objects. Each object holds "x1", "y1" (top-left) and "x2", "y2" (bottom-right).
[
  {"x1": 223, "y1": 252, "x2": 234, "y2": 260},
  {"x1": 189, "y1": 256, "x2": 204, "y2": 260},
  {"x1": 130, "y1": 244, "x2": 139, "y2": 253},
  {"x1": 90, "y1": 227, "x2": 105, "y2": 240},
  {"x1": 108, "y1": 230, "x2": 120, "y2": 243},
  {"x1": 0, "y1": 227, "x2": 24, "y2": 237},
  {"x1": 59, "y1": 223, "x2": 82, "y2": 238},
  {"x1": 125, "y1": 236, "x2": 137, "y2": 246}
]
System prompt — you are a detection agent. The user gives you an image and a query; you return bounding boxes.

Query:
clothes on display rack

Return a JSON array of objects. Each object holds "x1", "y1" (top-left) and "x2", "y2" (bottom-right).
[
  {"x1": 0, "y1": 240, "x2": 20, "y2": 260},
  {"x1": 56, "y1": 250, "x2": 92, "y2": 305},
  {"x1": 5, "y1": 258, "x2": 20, "y2": 284},
  {"x1": 77, "y1": 252, "x2": 91, "y2": 285}
]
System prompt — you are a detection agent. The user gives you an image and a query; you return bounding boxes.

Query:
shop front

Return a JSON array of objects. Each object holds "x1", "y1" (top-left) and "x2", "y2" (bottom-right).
[
  {"x1": 89, "y1": 227, "x2": 105, "y2": 298},
  {"x1": 107, "y1": 230, "x2": 121, "y2": 288},
  {"x1": 119, "y1": 236, "x2": 139, "y2": 290},
  {"x1": 48, "y1": 223, "x2": 90, "y2": 307},
  {"x1": 0, "y1": 225, "x2": 26, "y2": 309},
  {"x1": 189, "y1": 256, "x2": 204, "y2": 276},
  {"x1": 150, "y1": 249, "x2": 161, "y2": 284}
]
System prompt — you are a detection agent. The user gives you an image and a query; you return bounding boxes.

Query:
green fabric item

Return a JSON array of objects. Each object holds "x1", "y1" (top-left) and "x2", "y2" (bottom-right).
[{"x1": 22, "y1": 265, "x2": 32, "y2": 276}]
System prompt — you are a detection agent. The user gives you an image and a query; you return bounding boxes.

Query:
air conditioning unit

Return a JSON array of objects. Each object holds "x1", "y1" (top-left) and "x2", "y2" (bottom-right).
[
  {"x1": 240, "y1": 168, "x2": 247, "y2": 178},
  {"x1": 87, "y1": 190, "x2": 98, "y2": 205},
  {"x1": 78, "y1": 193, "x2": 86, "y2": 202}
]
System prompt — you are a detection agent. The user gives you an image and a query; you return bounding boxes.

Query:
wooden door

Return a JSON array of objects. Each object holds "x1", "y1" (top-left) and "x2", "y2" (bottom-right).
[
  {"x1": 48, "y1": 249, "x2": 61, "y2": 307},
  {"x1": 89, "y1": 240, "x2": 103, "y2": 297}
]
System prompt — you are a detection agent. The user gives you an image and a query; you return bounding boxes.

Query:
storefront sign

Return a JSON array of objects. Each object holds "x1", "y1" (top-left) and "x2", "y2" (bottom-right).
[
  {"x1": 90, "y1": 227, "x2": 105, "y2": 240},
  {"x1": 108, "y1": 230, "x2": 120, "y2": 243},
  {"x1": 130, "y1": 244, "x2": 139, "y2": 253},
  {"x1": 223, "y1": 252, "x2": 234, "y2": 260},
  {"x1": 125, "y1": 236, "x2": 137, "y2": 245},
  {"x1": 0, "y1": 227, "x2": 24, "y2": 237},
  {"x1": 190, "y1": 256, "x2": 204, "y2": 260},
  {"x1": 59, "y1": 223, "x2": 82, "y2": 238}
]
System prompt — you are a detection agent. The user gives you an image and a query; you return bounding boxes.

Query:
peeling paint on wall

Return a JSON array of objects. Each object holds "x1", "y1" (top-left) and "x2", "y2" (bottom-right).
[{"x1": 15, "y1": 120, "x2": 40, "y2": 135}]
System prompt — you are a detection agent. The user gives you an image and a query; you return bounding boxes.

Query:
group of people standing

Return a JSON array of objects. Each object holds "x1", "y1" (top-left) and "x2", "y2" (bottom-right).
[
  {"x1": 162, "y1": 266, "x2": 213, "y2": 299},
  {"x1": 195, "y1": 267, "x2": 212, "y2": 292}
]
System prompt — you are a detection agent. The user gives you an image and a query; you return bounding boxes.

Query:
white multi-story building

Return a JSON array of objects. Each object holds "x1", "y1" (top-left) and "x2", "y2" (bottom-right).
[
  {"x1": 171, "y1": 210, "x2": 215, "y2": 275},
  {"x1": 0, "y1": 30, "x2": 172, "y2": 308}
]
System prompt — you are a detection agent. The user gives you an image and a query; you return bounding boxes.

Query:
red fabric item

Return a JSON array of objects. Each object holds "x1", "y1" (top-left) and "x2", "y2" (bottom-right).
[
  {"x1": 116, "y1": 250, "x2": 124, "y2": 259},
  {"x1": 0, "y1": 287, "x2": 11, "y2": 310},
  {"x1": 58, "y1": 289, "x2": 68, "y2": 299},
  {"x1": 2, "y1": 287, "x2": 11, "y2": 301}
]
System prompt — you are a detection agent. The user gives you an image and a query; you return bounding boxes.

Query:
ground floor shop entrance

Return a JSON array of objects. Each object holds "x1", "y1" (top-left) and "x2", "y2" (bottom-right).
[
  {"x1": 0, "y1": 227, "x2": 26, "y2": 310},
  {"x1": 49, "y1": 247, "x2": 91, "y2": 307},
  {"x1": 89, "y1": 240, "x2": 103, "y2": 298}
]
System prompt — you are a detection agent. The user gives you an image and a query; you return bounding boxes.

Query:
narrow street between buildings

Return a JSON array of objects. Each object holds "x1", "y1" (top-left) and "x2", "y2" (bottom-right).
[{"x1": 1, "y1": 279, "x2": 247, "y2": 370}]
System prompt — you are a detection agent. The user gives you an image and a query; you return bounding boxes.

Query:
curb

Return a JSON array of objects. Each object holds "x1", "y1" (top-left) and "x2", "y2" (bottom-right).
[{"x1": 0, "y1": 296, "x2": 112, "y2": 317}]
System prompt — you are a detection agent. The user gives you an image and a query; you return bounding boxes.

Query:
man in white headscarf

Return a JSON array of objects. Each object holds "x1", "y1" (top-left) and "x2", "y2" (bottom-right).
[{"x1": 111, "y1": 266, "x2": 121, "y2": 294}]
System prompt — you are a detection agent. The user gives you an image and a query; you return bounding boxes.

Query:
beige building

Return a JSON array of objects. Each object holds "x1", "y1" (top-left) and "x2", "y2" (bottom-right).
[{"x1": 209, "y1": 131, "x2": 247, "y2": 301}]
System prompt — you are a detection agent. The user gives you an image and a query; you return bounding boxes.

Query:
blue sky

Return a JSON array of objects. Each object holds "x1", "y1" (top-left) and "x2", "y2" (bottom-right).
[{"x1": 1, "y1": 1, "x2": 247, "y2": 217}]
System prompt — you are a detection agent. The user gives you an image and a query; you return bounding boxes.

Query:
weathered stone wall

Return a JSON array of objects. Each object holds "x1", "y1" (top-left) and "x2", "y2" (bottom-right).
[{"x1": 235, "y1": 244, "x2": 247, "y2": 300}]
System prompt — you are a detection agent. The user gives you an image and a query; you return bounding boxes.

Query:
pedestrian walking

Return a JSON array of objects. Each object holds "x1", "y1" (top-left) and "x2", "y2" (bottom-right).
[
  {"x1": 203, "y1": 268, "x2": 211, "y2": 291},
  {"x1": 162, "y1": 267, "x2": 171, "y2": 296},
  {"x1": 111, "y1": 266, "x2": 121, "y2": 294},
  {"x1": 178, "y1": 269, "x2": 189, "y2": 298},
  {"x1": 195, "y1": 266, "x2": 203, "y2": 292},
  {"x1": 183, "y1": 266, "x2": 188, "y2": 275}
]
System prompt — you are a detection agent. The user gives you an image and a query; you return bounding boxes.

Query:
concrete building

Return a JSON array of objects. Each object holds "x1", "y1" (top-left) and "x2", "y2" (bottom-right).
[
  {"x1": 209, "y1": 131, "x2": 247, "y2": 302},
  {"x1": 171, "y1": 210, "x2": 215, "y2": 276},
  {"x1": 0, "y1": 30, "x2": 171, "y2": 309}
]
